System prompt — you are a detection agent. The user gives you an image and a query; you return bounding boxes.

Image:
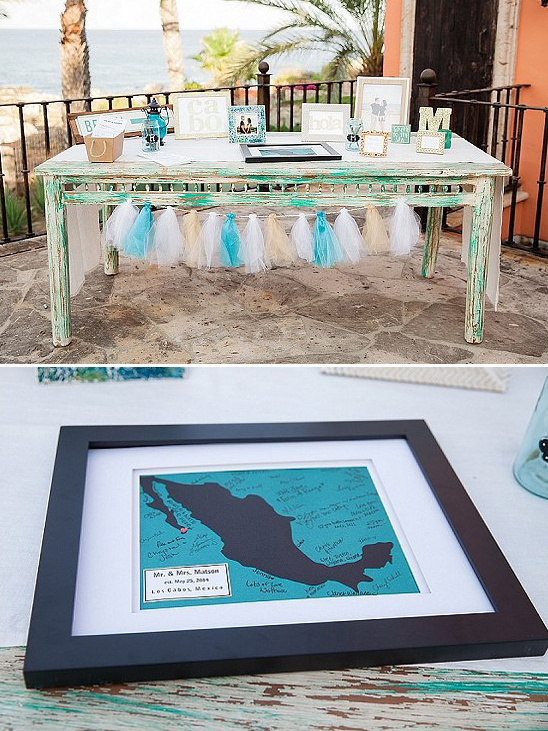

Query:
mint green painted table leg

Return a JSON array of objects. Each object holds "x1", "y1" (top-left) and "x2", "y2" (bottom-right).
[
  {"x1": 422, "y1": 206, "x2": 443, "y2": 278},
  {"x1": 465, "y1": 177, "x2": 495, "y2": 344},
  {"x1": 44, "y1": 175, "x2": 71, "y2": 347}
]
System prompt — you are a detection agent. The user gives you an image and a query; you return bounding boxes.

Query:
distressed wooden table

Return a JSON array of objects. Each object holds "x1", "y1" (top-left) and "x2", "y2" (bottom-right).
[
  {"x1": 1, "y1": 647, "x2": 547, "y2": 730},
  {"x1": 35, "y1": 134, "x2": 511, "y2": 349}
]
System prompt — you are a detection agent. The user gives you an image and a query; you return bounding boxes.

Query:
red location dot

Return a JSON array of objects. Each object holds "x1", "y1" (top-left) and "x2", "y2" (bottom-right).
[{"x1": 180, "y1": 526, "x2": 188, "y2": 534}]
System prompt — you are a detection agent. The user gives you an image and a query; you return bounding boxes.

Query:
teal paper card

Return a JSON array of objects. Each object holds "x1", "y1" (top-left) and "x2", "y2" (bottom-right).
[{"x1": 139, "y1": 466, "x2": 419, "y2": 610}]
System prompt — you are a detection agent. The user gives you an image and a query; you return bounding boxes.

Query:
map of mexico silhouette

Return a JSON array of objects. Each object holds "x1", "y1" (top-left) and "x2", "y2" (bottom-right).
[{"x1": 141, "y1": 476, "x2": 394, "y2": 593}]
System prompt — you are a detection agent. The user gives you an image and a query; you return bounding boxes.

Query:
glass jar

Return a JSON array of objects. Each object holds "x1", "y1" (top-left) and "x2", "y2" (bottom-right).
[
  {"x1": 345, "y1": 118, "x2": 363, "y2": 151},
  {"x1": 141, "y1": 118, "x2": 161, "y2": 153},
  {"x1": 513, "y1": 377, "x2": 548, "y2": 498}
]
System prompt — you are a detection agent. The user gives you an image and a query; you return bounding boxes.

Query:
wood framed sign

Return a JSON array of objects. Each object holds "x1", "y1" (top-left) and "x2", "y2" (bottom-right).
[
  {"x1": 68, "y1": 107, "x2": 175, "y2": 145},
  {"x1": 172, "y1": 91, "x2": 231, "y2": 139},
  {"x1": 24, "y1": 421, "x2": 548, "y2": 688},
  {"x1": 355, "y1": 76, "x2": 411, "y2": 132},
  {"x1": 301, "y1": 103, "x2": 350, "y2": 142}
]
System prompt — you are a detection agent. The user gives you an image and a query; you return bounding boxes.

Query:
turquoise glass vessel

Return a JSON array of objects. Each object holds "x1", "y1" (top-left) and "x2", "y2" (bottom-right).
[{"x1": 513, "y1": 377, "x2": 548, "y2": 498}]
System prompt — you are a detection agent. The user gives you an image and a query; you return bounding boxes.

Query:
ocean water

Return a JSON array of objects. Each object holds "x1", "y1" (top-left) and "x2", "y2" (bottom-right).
[{"x1": 0, "y1": 28, "x2": 328, "y2": 98}]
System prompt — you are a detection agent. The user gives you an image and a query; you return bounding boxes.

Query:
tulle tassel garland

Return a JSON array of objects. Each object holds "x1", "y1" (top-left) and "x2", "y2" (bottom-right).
[
  {"x1": 291, "y1": 213, "x2": 314, "y2": 262},
  {"x1": 220, "y1": 213, "x2": 242, "y2": 268},
  {"x1": 265, "y1": 213, "x2": 295, "y2": 267},
  {"x1": 101, "y1": 199, "x2": 138, "y2": 251},
  {"x1": 122, "y1": 202, "x2": 153, "y2": 259},
  {"x1": 389, "y1": 198, "x2": 422, "y2": 257},
  {"x1": 149, "y1": 207, "x2": 185, "y2": 266},
  {"x1": 197, "y1": 212, "x2": 221, "y2": 269},
  {"x1": 313, "y1": 212, "x2": 343, "y2": 268},
  {"x1": 182, "y1": 210, "x2": 201, "y2": 267},
  {"x1": 241, "y1": 214, "x2": 269, "y2": 273},
  {"x1": 333, "y1": 208, "x2": 363, "y2": 264},
  {"x1": 362, "y1": 205, "x2": 390, "y2": 254}
]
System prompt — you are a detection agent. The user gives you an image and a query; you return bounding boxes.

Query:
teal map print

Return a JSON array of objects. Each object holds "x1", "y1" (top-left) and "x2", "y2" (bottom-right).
[{"x1": 139, "y1": 466, "x2": 419, "y2": 610}]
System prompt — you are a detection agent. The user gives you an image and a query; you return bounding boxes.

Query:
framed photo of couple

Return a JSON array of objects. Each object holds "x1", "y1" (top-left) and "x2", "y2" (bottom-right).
[
  {"x1": 228, "y1": 105, "x2": 266, "y2": 144},
  {"x1": 24, "y1": 421, "x2": 548, "y2": 688},
  {"x1": 355, "y1": 77, "x2": 411, "y2": 132}
]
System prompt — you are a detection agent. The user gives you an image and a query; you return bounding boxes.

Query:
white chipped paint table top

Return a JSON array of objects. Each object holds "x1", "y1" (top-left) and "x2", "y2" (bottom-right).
[{"x1": 35, "y1": 132, "x2": 512, "y2": 179}]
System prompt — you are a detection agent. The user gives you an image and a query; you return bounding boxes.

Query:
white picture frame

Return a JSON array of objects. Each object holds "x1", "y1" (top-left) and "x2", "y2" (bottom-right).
[
  {"x1": 301, "y1": 103, "x2": 350, "y2": 142},
  {"x1": 172, "y1": 91, "x2": 231, "y2": 140},
  {"x1": 355, "y1": 77, "x2": 411, "y2": 132}
]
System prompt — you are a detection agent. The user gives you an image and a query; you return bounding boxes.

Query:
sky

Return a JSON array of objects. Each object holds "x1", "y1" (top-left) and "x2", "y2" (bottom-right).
[{"x1": 0, "y1": 0, "x2": 284, "y2": 29}]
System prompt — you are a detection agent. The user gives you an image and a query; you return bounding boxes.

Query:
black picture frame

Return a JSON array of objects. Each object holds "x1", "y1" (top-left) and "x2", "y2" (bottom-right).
[
  {"x1": 24, "y1": 421, "x2": 548, "y2": 689},
  {"x1": 240, "y1": 141, "x2": 342, "y2": 163}
]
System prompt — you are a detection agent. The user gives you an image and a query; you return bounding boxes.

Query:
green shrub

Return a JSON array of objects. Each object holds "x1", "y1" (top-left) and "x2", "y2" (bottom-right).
[{"x1": 0, "y1": 189, "x2": 27, "y2": 237}]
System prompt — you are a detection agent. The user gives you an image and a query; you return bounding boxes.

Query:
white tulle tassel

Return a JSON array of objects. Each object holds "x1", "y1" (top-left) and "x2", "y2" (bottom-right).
[
  {"x1": 197, "y1": 211, "x2": 221, "y2": 269},
  {"x1": 241, "y1": 214, "x2": 269, "y2": 273},
  {"x1": 333, "y1": 208, "x2": 363, "y2": 264},
  {"x1": 149, "y1": 207, "x2": 185, "y2": 266},
  {"x1": 362, "y1": 205, "x2": 390, "y2": 254},
  {"x1": 290, "y1": 213, "x2": 314, "y2": 262},
  {"x1": 182, "y1": 210, "x2": 201, "y2": 267},
  {"x1": 101, "y1": 199, "x2": 138, "y2": 250},
  {"x1": 389, "y1": 198, "x2": 422, "y2": 257}
]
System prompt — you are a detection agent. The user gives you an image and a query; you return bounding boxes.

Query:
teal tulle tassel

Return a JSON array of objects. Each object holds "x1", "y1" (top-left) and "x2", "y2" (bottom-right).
[
  {"x1": 313, "y1": 212, "x2": 343, "y2": 267},
  {"x1": 122, "y1": 203, "x2": 153, "y2": 259},
  {"x1": 220, "y1": 213, "x2": 241, "y2": 267}
]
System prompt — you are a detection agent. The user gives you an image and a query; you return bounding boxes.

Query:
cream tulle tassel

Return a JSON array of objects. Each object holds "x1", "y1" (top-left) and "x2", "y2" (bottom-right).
[
  {"x1": 389, "y1": 198, "x2": 422, "y2": 256},
  {"x1": 333, "y1": 208, "x2": 363, "y2": 264},
  {"x1": 264, "y1": 213, "x2": 295, "y2": 267},
  {"x1": 197, "y1": 211, "x2": 221, "y2": 269},
  {"x1": 182, "y1": 210, "x2": 201, "y2": 267},
  {"x1": 149, "y1": 207, "x2": 185, "y2": 266},
  {"x1": 101, "y1": 199, "x2": 139, "y2": 250},
  {"x1": 241, "y1": 214, "x2": 269, "y2": 273},
  {"x1": 362, "y1": 205, "x2": 390, "y2": 254},
  {"x1": 291, "y1": 213, "x2": 314, "y2": 262}
]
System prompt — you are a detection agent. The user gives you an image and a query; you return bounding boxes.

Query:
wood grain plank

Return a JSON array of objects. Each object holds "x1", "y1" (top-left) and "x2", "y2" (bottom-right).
[{"x1": 2, "y1": 648, "x2": 547, "y2": 731}]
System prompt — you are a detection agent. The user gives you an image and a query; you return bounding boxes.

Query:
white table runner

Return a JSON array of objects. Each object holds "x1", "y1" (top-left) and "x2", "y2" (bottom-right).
[{"x1": 43, "y1": 133, "x2": 506, "y2": 305}]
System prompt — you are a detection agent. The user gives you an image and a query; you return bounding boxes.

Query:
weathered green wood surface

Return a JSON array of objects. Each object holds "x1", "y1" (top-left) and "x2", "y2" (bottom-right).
[
  {"x1": 1, "y1": 648, "x2": 547, "y2": 731},
  {"x1": 43, "y1": 176, "x2": 71, "y2": 347},
  {"x1": 35, "y1": 158, "x2": 511, "y2": 180},
  {"x1": 465, "y1": 177, "x2": 495, "y2": 344},
  {"x1": 423, "y1": 205, "x2": 444, "y2": 278}
]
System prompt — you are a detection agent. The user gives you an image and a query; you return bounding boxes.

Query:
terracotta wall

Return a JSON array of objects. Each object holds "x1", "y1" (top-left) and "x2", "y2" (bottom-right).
[{"x1": 383, "y1": 0, "x2": 548, "y2": 242}]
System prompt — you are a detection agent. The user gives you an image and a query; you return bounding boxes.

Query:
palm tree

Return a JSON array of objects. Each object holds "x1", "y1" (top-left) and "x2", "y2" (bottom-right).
[
  {"x1": 224, "y1": 0, "x2": 384, "y2": 80},
  {"x1": 191, "y1": 28, "x2": 253, "y2": 85},
  {"x1": 159, "y1": 0, "x2": 185, "y2": 90},
  {"x1": 60, "y1": 0, "x2": 90, "y2": 99}
]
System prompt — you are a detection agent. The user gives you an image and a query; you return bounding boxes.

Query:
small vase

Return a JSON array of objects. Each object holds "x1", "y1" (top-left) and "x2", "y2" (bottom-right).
[
  {"x1": 345, "y1": 118, "x2": 363, "y2": 151},
  {"x1": 141, "y1": 119, "x2": 161, "y2": 153},
  {"x1": 513, "y1": 376, "x2": 548, "y2": 498}
]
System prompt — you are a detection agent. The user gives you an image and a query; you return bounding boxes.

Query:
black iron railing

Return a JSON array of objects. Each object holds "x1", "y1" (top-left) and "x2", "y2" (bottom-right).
[
  {"x1": 1, "y1": 62, "x2": 545, "y2": 255},
  {"x1": 0, "y1": 63, "x2": 357, "y2": 246},
  {"x1": 417, "y1": 68, "x2": 547, "y2": 255}
]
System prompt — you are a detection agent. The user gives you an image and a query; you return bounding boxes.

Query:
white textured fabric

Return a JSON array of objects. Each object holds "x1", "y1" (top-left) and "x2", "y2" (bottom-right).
[
  {"x1": 0, "y1": 366, "x2": 547, "y2": 675},
  {"x1": 66, "y1": 198, "x2": 101, "y2": 296},
  {"x1": 56, "y1": 133, "x2": 506, "y2": 303}
]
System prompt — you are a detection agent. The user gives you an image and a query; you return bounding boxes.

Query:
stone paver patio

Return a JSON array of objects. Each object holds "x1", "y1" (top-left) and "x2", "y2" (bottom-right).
[{"x1": 1, "y1": 225, "x2": 547, "y2": 364}]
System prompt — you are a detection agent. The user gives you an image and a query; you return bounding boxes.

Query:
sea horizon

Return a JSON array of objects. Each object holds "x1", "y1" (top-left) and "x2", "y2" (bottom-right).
[{"x1": 0, "y1": 28, "x2": 328, "y2": 99}]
